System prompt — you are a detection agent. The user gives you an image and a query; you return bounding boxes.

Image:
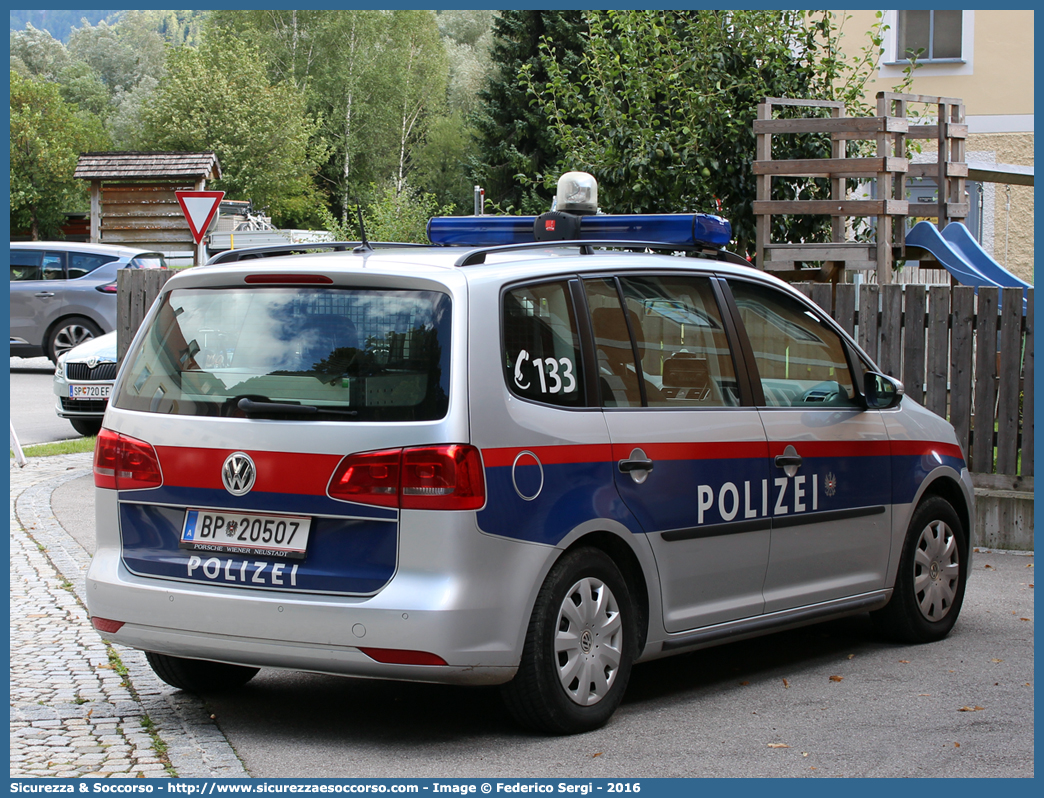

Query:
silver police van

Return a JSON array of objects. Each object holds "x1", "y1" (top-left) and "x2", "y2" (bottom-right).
[{"x1": 86, "y1": 174, "x2": 973, "y2": 734}]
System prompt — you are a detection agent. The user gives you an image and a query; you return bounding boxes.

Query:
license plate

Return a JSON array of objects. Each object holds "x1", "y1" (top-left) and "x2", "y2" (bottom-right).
[
  {"x1": 69, "y1": 384, "x2": 111, "y2": 399},
  {"x1": 180, "y1": 509, "x2": 311, "y2": 560}
]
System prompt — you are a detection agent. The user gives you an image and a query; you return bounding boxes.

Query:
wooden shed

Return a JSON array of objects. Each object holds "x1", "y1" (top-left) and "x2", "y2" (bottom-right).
[{"x1": 74, "y1": 151, "x2": 222, "y2": 266}]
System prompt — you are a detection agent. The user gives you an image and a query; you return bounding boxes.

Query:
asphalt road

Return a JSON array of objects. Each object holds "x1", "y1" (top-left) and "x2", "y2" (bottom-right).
[
  {"x1": 50, "y1": 473, "x2": 1036, "y2": 779},
  {"x1": 10, "y1": 355, "x2": 79, "y2": 445}
]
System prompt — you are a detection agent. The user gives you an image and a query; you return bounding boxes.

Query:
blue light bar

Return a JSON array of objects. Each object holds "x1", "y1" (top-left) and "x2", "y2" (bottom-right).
[
  {"x1": 427, "y1": 213, "x2": 732, "y2": 249},
  {"x1": 426, "y1": 215, "x2": 535, "y2": 246}
]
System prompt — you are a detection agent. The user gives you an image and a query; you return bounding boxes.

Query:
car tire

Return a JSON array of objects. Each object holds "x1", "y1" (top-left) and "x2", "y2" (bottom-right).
[
  {"x1": 145, "y1": 652, "x2": 259, "y2": 692},
  {"x1": 47, "y1": 316, "x2": 102, "y2": 363},
  {"x1": 501, "y1": 547, "x2": 635, "y2": 734},
  {"x1": 70, "y1": 418, "x2": 102, "y2": 437},
  {"x1": 872, "y1": 496, "x2": 968, "y2": 644}
]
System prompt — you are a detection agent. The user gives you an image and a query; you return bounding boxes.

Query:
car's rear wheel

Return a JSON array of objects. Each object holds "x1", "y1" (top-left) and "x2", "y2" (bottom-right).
[
  {"x1": 47, "y1": 316, "x2": 101, "y2": 362},
  {"x1": 501, "y1": 547, "x2": 635, "y2": 734},
  {"x1": 69, "y1": 418, "x2": 102, "y2": 437},
  {"x1": 872, "y1": 496, "x2": 967, "y2": 643},
  {"x1": 145, "y1": 652, "x2": 259, "y2": 692}
]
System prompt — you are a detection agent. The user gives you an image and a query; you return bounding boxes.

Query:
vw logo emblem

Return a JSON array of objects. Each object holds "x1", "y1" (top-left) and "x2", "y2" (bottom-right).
[{"x1": 222, "y1": 452, "x2": 256, "y2": 496}]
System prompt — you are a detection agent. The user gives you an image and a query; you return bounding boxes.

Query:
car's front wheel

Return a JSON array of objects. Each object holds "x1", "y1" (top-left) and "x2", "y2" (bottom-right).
[
  {"x1": 47, "y1": 317, "x2": 101, "y2": 362},
  {"x1": 872, "y1": 495, "x2": 967, "y2": 643},
  {"x1": 145, "y1": 652, "x2": 259, "y2": 692},
  {"x1": 501, "y1": 547, "x2": 635, "y2": 734}
]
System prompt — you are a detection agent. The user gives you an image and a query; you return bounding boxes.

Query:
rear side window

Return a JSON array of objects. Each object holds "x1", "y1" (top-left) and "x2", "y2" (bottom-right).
[
  {"x1": 114, "y1": 287, "x2": 451, "y2": 422},
  {"x1": 618, "y1": 275, "x2": 740, "y2": 407},
  {"x1": 41, "y1": 252, "x2": 65, "y2": 280},
  {"x1": 68, "y1": 252, "x2": 119, "y2": 279},
  {"x1": 503, "y1": 281, "x2": 584, "y2": 407},
  {"x1": 584, "y1": 277, "x2": 643, "y2": 408},
  {"x1": 128, "y1": 253, "x2": 167, "y2": 269}
]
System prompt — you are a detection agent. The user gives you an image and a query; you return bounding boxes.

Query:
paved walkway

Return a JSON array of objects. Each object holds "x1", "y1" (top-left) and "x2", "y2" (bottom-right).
[{"x1": 10, "y1": 454, "x2": 249, "y2": 779}]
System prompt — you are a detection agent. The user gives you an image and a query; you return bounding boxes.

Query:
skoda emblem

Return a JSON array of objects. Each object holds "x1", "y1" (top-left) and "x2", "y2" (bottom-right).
[
  {"x1": 86, "y1": 356, "x2": 99, "y2": 369},
  {"x1": 222, "y1": 452, "x2": 256, "y2": 496}
]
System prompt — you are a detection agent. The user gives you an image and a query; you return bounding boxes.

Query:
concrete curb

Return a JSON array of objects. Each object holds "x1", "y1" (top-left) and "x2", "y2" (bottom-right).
[{"x1": 10, "y1": 454, "x2": 249, "y2": 778}]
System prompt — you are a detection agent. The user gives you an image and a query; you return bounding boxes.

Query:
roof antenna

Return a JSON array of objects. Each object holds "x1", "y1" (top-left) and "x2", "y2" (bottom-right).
[{"x1": 353, "y1": 201, "x2": 373, "y2": 253}]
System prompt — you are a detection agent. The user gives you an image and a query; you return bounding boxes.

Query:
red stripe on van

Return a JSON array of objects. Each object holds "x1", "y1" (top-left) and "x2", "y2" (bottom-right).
[
  {"x1": 889, "y1": 441, "x2": 965, "y2": 461},
  {"x1": 481, "y1": 441, "x2": 769, "y2": 469},
  {"x1": 614, "y1": 441, "x2": 769, "y2": 461},
  {"x1": 481, "y1": 444, "x2": 612, "y2": 469},
  {"x1": 154, "y1": 446, "x2": 343, "y2": 495},
  {"x1": 765, "y1": 440, "x2": 892, "y2": 458}
]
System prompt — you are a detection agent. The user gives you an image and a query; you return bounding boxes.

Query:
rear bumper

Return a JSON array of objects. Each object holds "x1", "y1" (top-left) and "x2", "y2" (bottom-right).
[{"x1": 86, "y1": 496, "x2": 554, "y2": 687}]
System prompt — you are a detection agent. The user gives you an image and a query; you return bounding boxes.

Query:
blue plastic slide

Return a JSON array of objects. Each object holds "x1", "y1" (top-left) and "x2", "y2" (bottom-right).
[{"x1": 905, "y1": 221, "x2": 1030, "y2": 310}]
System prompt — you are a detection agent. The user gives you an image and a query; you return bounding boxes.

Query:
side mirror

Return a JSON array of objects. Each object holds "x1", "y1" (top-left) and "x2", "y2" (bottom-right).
[{"x1": 863, "y1": 371, "x2": 904, "y2": 410}]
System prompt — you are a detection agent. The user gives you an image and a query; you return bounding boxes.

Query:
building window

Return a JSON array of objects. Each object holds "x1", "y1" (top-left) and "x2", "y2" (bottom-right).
[{"x1": 897, "y1": 10, "x2": 963, "y2": 61}]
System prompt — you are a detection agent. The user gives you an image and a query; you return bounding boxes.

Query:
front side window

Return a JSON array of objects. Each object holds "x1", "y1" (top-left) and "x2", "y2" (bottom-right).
[
  {"x1": 10, "y1": 249, "x2": 42, "y2": 281},
  {"x1": 114, "y1": 287, "x2": 451, "y2": 422},
  {"x1": 502, "y1": 280, "x2": 584, "y2": 407},
  {"x1": 898, "y1": 10, "x2": 963, "y2": 61},
  {"x1": 729, "y1": 281, "x2": 859, "y2": 409}
]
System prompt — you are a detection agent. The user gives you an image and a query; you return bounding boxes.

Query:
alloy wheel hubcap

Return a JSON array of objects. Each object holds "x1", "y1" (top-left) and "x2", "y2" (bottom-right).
[
  {"x1": 554, "y1": 576, "x2": 623, "y2": 706},
  {"x1": 913, "y1": 519, "x2": 960, "y2": 621},
  {"x1": 54, "y1": 325, "x2": 95, "y2": 358}
]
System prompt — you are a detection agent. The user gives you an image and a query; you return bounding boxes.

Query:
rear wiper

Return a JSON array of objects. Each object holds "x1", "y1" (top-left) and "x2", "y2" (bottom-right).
[{"x1": 237, "y1": 397, "x2": 358, "y2": 417}]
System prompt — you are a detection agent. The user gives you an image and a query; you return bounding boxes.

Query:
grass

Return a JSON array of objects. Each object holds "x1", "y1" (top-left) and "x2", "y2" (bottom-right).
[{"x1": 11, "y1": 436, "x2": 96, "y2": 458}]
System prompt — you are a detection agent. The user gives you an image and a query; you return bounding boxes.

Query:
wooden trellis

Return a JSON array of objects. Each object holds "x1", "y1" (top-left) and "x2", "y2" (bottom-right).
[{"x1": 754, "y1": 93, "x2": 968, "y2": 284}]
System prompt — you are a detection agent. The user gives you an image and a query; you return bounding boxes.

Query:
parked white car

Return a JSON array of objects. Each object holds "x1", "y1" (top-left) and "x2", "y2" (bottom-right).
[{"x1": 53, "y1": 330, "x2": 117, "y2": 437}]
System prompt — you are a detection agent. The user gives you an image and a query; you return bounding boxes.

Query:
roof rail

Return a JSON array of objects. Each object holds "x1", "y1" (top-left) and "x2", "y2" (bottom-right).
[
  {"x1": 205, "y1": 241, "x2": 428, "y2": 265},
  {"x1": 453, "y1": 240, "x2": 747, "y2": 267}
]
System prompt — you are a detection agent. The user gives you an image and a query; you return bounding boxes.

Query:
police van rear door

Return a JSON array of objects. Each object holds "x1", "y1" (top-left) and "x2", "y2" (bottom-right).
[{"x1": 584, "y1": 272, "x2": 771, "y2": 634}]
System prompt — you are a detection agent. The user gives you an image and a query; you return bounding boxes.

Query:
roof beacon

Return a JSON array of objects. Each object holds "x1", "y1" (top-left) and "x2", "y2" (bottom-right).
[
  {"x1": 533, "y1": 172, "x2": 598, "y2": 242},
  {"x1": 555, "y1": 171, "x2": 599, "y2": 215}
]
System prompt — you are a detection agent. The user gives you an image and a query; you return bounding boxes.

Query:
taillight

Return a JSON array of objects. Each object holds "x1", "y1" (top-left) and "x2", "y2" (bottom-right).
[
  {"x1": 328, "y1": 445, "x2": 485, "y2": 510},
  {"x1": 95, "y1": 282, "x2": 118, "y2": 293},
  {"x1": 328, "y1": 449, "x2": 401, "y2": 507},
  {"x1": 94, "y1": 429, "x2": 162, "y2": 490},
  {"x1": 401, "y1": 445, "x2": 485, "y2": 510},
  {"x1": 94, "y1": 428, "x2": 120, "y2": 489},
  {"x1": 244, "y1": 274, "x2": 333, "y2": 284}
]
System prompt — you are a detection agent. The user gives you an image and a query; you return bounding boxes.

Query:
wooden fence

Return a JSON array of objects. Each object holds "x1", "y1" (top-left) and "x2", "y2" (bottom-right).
[
  {"x1": 116, "y1": 268, "x2": 174, "y2": 363},
  {"x1": 795, "y1": 283, "x2": 1033, "y2": 479}
]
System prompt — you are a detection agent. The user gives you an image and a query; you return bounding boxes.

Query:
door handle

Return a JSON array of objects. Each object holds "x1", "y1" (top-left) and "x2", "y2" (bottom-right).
[
  {"x1": 34, "y1": 292, "x2": 55, "y2": 298},
  {"x1": 774, "y1": 444, "x2": 802, "y2": 478},
  {"x1": 618, "y1": 447, "x2": 653, "y2": 485},
  {"x1": 619, "y1": 458, "x2": 654, "y2": 473}
]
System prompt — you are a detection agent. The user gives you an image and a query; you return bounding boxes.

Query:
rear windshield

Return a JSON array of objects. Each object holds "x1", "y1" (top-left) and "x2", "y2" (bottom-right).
[{"x1": 113, "y1": 287, "x2": 451, "y2": 422}]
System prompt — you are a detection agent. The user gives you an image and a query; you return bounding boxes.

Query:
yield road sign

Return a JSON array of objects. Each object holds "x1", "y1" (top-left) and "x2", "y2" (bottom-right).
[{"x1": 176, "y1": 191, "x2": 225, "y2": 245}]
